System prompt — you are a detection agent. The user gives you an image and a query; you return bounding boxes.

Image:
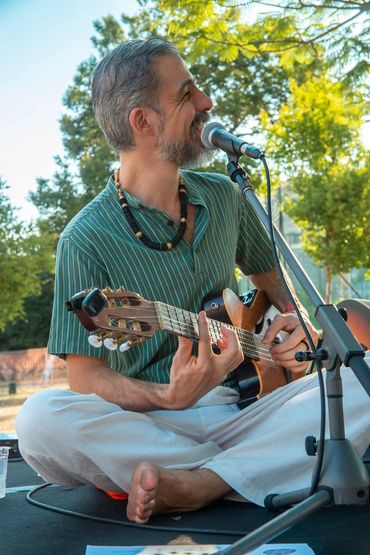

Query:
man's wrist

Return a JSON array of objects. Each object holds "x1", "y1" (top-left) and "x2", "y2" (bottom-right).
[{"x1": 283, "y1": 301, "x2": 310, "y2": 319}]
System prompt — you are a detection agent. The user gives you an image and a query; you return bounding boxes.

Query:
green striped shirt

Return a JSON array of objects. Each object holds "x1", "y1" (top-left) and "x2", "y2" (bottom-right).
[{"x1": 48, "y1": 170, "x2": 275, "y2": 389}]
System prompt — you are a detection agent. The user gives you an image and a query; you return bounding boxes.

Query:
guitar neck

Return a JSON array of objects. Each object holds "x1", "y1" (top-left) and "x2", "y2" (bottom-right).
[{"x1": 155, "y1": 301, "x2": 260, "y2": 361}]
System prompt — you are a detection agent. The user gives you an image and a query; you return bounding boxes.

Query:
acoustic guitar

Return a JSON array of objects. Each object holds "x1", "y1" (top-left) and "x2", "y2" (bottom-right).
[{"x1": 67, "y1": 288, "x2": 369, "y2": 405}]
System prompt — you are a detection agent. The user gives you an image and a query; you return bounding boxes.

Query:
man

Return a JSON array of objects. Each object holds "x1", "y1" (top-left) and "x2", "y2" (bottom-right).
[{"x1": 16, "y1": 39, "x2": 369, "y2": 525}]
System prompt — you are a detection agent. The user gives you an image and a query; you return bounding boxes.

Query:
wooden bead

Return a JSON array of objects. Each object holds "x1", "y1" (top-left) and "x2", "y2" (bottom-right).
[{"x1": 114, "y1": 170, "x2": 187, "y2": 251}]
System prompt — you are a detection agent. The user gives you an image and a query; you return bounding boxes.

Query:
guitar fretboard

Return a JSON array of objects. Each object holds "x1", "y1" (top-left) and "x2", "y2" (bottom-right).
[{"x1": 155, "y1": 301, "x2": 261, "y2": 361}]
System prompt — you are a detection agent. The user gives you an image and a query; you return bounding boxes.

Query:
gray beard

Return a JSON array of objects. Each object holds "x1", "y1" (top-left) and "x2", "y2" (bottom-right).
[
  {"x1": 155, "y1": 111, "x2": 212, "y2": 168},
  {"x1": 156, "y1": 136, "x2": 212, "y2": 168}
]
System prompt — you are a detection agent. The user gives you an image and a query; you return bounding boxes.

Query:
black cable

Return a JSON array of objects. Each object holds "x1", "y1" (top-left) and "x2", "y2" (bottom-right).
[
  {"x1": 26, "y1": 482, "x2": 245, "y2": 537},
  {"x1": 261, "y1": 155, "x2": 326, "y2": 495}
]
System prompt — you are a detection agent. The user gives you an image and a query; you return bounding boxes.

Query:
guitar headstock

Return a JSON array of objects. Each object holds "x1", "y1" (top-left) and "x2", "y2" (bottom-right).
[{"x1": 67, "y1": 287, "x2": 160, "y2": 352}]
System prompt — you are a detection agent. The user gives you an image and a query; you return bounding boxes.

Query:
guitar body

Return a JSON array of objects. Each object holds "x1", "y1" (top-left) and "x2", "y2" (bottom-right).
[
  {"x1": 203, "y1": 289, "x2": 297, "y2": 405},
  {"x1": 336, "y1": 299, "x2": 370, "y2": 351}
]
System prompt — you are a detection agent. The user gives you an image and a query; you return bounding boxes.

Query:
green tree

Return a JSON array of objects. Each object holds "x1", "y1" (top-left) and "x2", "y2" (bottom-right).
[
  {"x1": 262, "y1": 75, "x2": 370, "y2": 301},
  {"x1": 0, "y1": 179, "x2": 53, "y2": 332},
  {"x1": 29, "y1": 156, "x2": 87, "y2": 239},
  {"x1": 0, "y1": 278, "x2": 54, "y2": 350},
  {"x1": 151, "y1": 0, "x2": 369, "y2": 86}
]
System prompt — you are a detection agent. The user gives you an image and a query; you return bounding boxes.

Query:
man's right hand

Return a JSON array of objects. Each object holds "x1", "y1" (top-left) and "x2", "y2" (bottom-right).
[
  {"x1": 163, "y1": 311, "x2": 244, "y2": 410},
  {"x1": 66, "y1": 312, "x2": 243, "y2": 412}
]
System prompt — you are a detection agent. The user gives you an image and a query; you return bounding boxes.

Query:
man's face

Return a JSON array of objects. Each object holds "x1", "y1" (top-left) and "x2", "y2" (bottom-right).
[{"x1": 153, "y1": 54, "x2": 213, "y2": 167}]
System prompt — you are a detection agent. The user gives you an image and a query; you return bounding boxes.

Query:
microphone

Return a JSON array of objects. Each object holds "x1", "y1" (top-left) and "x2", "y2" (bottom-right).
[{"x1": 201, "y1": 121, "x2": 264, "y2": 160}]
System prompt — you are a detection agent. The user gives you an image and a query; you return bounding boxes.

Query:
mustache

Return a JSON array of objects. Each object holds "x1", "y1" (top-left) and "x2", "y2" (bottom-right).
[{"x1": 190, "y1": 111, "x2": 210, "y2": 131}]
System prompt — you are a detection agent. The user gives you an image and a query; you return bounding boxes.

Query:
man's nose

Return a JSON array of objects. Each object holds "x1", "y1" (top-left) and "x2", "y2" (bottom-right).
[{"x1": 195, "y1": 89, "x2": 213, "y2": 112}]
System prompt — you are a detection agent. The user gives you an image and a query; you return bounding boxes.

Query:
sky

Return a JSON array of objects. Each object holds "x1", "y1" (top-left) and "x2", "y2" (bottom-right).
[
  {"x1": 1, "y1": 0, "x2": 369, "y2": 223},
  {"x1": 0, "y1": 0, "x2": 139, "y2": 221}
]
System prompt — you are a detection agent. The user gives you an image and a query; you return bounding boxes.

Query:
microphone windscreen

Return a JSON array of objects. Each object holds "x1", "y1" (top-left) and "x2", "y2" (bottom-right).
[{"x1": 200, "y1": 121, "x2": 225, "y2": 150}]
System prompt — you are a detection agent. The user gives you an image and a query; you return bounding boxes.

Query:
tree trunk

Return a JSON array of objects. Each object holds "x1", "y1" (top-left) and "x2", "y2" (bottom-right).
[{"x1": 325, "y1": 267, "x2": 332, "y2": 303}]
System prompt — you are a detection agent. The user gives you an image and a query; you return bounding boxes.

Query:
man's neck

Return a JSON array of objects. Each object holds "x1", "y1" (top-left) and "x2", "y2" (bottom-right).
[{"x1": 118, "y1": 151, "x2": 182, "y2": 213}]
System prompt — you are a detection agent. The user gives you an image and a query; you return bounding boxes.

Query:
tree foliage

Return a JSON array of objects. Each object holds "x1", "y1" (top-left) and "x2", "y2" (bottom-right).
[
  {"x1": 32, "y1": 6, "x2": 303, "y2": 229},
  {"x1": 29, "y1": 157, "x2": 86, "y2": 239},
  {"x1": 262, "y1": 75, "x2": 370, "y2": 300},
  {"x1": 0, "y1": 278, "x2": 54, "y2": 350},
  {"x1": 152, "y1": 0, "x2": 370, "y2": 86},
  {"x1": 0, "y1": 179, "x2": 53, "y2": 332}
]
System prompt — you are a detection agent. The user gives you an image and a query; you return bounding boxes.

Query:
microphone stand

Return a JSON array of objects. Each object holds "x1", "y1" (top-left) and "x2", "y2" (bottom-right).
[{"x1": 217, "y1": 156, "x2": 370, "y2": 555}]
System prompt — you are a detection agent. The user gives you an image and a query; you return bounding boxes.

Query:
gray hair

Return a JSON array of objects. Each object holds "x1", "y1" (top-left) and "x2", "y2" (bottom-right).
[{"x1": 91, "y1": 39, "x2": 180, "y2": 153}]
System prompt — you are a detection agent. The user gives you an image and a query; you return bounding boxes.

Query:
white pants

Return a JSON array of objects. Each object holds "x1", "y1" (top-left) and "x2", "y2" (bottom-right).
[{"x1": 16, "y1": 361, "x2": 370, "y2": 507}]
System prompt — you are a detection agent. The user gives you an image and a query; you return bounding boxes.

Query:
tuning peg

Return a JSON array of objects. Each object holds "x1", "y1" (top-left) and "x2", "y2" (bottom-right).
[
  {"x1": 88, "y1": 335, "x2": 103, "y2": 348},
  {"x1": 119, "y1": 340, "x2": 131, "y2": 353},
  {"x1": 103, "y1": 337, "x2": 118, "y2": 351}
]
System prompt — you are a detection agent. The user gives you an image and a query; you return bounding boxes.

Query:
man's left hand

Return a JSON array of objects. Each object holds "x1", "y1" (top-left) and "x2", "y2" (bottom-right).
[{"x1": 262, "y1": 312, "x2": 319, "y2": 373}]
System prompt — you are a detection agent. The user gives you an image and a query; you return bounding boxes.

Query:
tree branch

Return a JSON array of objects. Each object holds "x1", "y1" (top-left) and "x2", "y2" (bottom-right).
[{"x1": 217, "y1": 0, "x2": 369, "y2": 11}]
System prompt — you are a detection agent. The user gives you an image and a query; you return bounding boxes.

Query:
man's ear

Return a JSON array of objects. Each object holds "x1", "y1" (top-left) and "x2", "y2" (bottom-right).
[{"x1": 129, "y1": 107, "x2": 157, "y2": 136}]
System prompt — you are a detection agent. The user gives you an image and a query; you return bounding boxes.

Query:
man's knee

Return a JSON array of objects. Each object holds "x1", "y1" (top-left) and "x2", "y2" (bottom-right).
[{"x1": 16, "y1": 389, "x2": 71, "y2": 450}]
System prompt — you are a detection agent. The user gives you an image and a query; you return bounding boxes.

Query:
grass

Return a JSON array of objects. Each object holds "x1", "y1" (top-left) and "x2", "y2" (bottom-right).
[{"x1": 0, "y1": 382, "x2": 68, "y2": 433}]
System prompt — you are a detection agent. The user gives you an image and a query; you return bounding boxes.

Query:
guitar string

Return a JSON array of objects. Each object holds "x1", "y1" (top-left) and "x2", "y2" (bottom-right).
[
  {"x1": 102, "y1": 302, "x2": 276, "y2": 357},
  {"x1": 104, "y1": 309, "x2": 273, "y2": 355},
  {"x1": 159, "y1": 315, "x2": 277, "y2": 365},
  {"x1": 103, "y1": 308, "x2": 277, "y2": 365},
  {"x1": 158, "y1": 302, "x2": 277, "y2": 357},
  {"x1": 105, "y1": 301, "x2": 274, "y2": 354}
]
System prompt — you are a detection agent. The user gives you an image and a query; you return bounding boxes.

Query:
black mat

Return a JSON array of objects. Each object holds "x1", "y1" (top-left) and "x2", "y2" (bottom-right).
[{"x1": 2, "y1": 456, "x2": 370, "y2": 555}]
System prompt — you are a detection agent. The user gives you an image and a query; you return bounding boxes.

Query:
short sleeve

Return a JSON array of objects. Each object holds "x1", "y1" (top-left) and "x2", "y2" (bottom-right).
[
  {"x1": 48, "y1": 237, "x2": 109, "y2": 360},
  {"x1": 236, "y1": 194, "x2": 276, "y2": 275}
]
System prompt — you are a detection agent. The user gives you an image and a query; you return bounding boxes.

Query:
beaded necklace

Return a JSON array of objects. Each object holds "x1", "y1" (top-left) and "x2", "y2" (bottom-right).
[{"x1": 114, "y1": 169, "x2": 188, "y2": 251}]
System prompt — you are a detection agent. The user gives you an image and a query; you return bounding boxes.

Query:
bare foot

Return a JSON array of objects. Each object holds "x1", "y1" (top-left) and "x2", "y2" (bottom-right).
[
  {"x1": 126, "y1": 462, "x2": 160, "y2": 524},
  {"x1": 126, "y1": 461, "x2": 231, "y2": 524}
]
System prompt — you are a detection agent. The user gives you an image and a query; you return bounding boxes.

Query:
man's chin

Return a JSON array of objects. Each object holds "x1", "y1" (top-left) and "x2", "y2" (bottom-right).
[
  {"x1": 156, "y1": 138, "x2": 212, "y2": 168},
  {"x1": 181, "y1": 149, "x2": 213, "y2": 169}
]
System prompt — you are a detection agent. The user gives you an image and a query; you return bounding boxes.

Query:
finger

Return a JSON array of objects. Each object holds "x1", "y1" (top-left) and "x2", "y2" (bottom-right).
[
  {"x1": 217, "y1": 325, "x2": 233, "y2": 347},
  {"x1": 219, "y1": 325, "x2": 239, "y2": 350},
  {"x1": 270, "y1": 348, "x2": 309, "y2": 370},
  {"x1": 197, "y1": 311, "x2": 213, "y2": 360},
  {"x1": 270, "y1": 328, "x2": 308, "y2": 354},
  {"x1": 173, "y1": 335, "x2": 193, "y2": 363},
  {"x1": 270, "y1": 341, "x2": 309, "y2": 361},
  {"x1": 263, "y1": 314, "x2": 298, "y2": 344},
  {"x1": 216, "y1": 326, "x2": 244, "y2": 369},
  {"x1": 271, "y1": 352, "x2": 310, "y2": 374}
]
